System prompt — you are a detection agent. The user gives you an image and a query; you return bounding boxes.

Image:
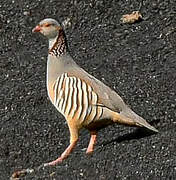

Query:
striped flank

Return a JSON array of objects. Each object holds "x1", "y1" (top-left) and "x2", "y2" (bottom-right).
[{"x1": 53, "y1": 73, "x2": 103, "y2": 124}]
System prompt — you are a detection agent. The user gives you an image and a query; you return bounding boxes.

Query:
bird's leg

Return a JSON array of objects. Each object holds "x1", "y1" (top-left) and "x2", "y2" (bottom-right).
[
  {"x1": 46, "y1": 122, "x2": 79, "y2": 166},
  {"x1": 47, "y1": 140, "x2": 78, "y2": 166},
  {"x1": 86, "y1": 131, "x2": 97, "y2": 154}
]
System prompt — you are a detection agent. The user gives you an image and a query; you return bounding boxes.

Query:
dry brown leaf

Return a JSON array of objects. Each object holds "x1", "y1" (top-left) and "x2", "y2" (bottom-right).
[{"x1": 121, "y1": 11, "x2": 142, "y2": 24}]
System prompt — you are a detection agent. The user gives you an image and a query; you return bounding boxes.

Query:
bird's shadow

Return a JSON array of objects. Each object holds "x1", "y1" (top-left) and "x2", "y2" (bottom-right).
[{"x1": 96, "y1": 120, "x2": 159, "y2": 151}]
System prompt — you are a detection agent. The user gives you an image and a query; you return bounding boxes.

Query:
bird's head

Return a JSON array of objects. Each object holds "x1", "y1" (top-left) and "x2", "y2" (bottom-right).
[{"x1": 32, "y1": 18, "x2": 62, "y2": 39}]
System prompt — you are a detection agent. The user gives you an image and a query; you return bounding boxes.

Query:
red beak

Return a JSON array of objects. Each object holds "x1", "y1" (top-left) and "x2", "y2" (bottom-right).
[{"x1": 32, "y1": 25, "x2": 41, "y2": 33}]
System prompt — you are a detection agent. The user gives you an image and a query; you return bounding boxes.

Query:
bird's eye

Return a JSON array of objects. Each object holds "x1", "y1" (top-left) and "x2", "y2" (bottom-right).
[{"x1": 45, "y1": 23, "x2": 51, "y2": 27}]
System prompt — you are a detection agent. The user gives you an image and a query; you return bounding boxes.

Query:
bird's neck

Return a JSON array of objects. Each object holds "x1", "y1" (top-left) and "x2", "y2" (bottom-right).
[{"x1": 48, "y1": 30, "x2": 68, "y2": 57}]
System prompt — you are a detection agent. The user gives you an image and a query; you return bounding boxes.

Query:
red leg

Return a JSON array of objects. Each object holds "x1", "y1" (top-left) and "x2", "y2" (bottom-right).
[
  {"x1": 44, "y1": 121, "x2": 79, "y2": 166},
  {"x1": 46, "y1": 140, "x2": 78, "y2": 166},
  {"x1": 86, "y1": 131, "x2": 97, "y2": 154}
]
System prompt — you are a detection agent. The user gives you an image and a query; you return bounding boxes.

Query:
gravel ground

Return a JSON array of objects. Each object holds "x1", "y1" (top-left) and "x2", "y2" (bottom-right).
[{"x1": 0, "y1": 0, "x2": 176, "y2": 179}]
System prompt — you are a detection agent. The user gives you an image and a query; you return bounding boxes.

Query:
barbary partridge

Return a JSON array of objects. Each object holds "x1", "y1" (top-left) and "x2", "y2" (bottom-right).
[{"x1": 32, "y1": 18, "x2": 158, "y2": 166}]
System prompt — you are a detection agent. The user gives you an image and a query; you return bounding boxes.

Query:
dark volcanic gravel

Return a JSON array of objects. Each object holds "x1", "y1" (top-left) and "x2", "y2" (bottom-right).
[{"x1": 0, "y1": 0, "x2": 176, "y2": 179}]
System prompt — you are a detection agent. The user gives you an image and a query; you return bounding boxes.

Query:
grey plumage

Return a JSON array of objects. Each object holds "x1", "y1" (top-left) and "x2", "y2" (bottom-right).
[{"x1": 33, "y1": 18, "x2": 158, "y2": 166}]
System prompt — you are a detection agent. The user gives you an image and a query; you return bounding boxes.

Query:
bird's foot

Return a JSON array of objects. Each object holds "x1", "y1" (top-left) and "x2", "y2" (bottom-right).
[
  {"x1": 86, "y1": 148, "x2": 94, "y2": 155},
  {"x1": 44, "y1": 157, "x2": 63, "y2": 167}
]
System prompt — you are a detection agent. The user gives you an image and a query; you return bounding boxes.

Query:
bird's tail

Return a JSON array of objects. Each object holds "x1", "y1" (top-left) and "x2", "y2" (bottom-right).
[{"x1": 112, "y1": 107, "x2": 158, "y2": 133}]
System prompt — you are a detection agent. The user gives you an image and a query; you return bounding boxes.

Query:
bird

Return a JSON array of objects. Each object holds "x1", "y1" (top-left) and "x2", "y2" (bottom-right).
[{"x1": 32, "y1": 18, "x2": 158, "y2": 166}]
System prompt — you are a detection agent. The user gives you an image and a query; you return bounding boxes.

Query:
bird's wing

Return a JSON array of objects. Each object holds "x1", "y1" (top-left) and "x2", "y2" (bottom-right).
[
  {"x1": 50, "y1": 54, "x2": 126, "y2": 113},
  {"x1": 66, "y1": 65, "x2": 127, "y2": 113}
]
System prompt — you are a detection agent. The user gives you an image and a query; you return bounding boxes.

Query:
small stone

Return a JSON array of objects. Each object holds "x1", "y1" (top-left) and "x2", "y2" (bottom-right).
[
  {"x1": 23, "y1": 11, "x2": 30, "y2": 16},
  {"x1": 62, "y1": 17, "x2": 71, "y2": 29}
]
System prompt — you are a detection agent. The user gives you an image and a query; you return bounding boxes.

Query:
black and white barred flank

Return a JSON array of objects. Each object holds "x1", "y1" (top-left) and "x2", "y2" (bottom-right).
[{"x1": 53, "y1": 73, "x2": 103, "y2": 124}]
